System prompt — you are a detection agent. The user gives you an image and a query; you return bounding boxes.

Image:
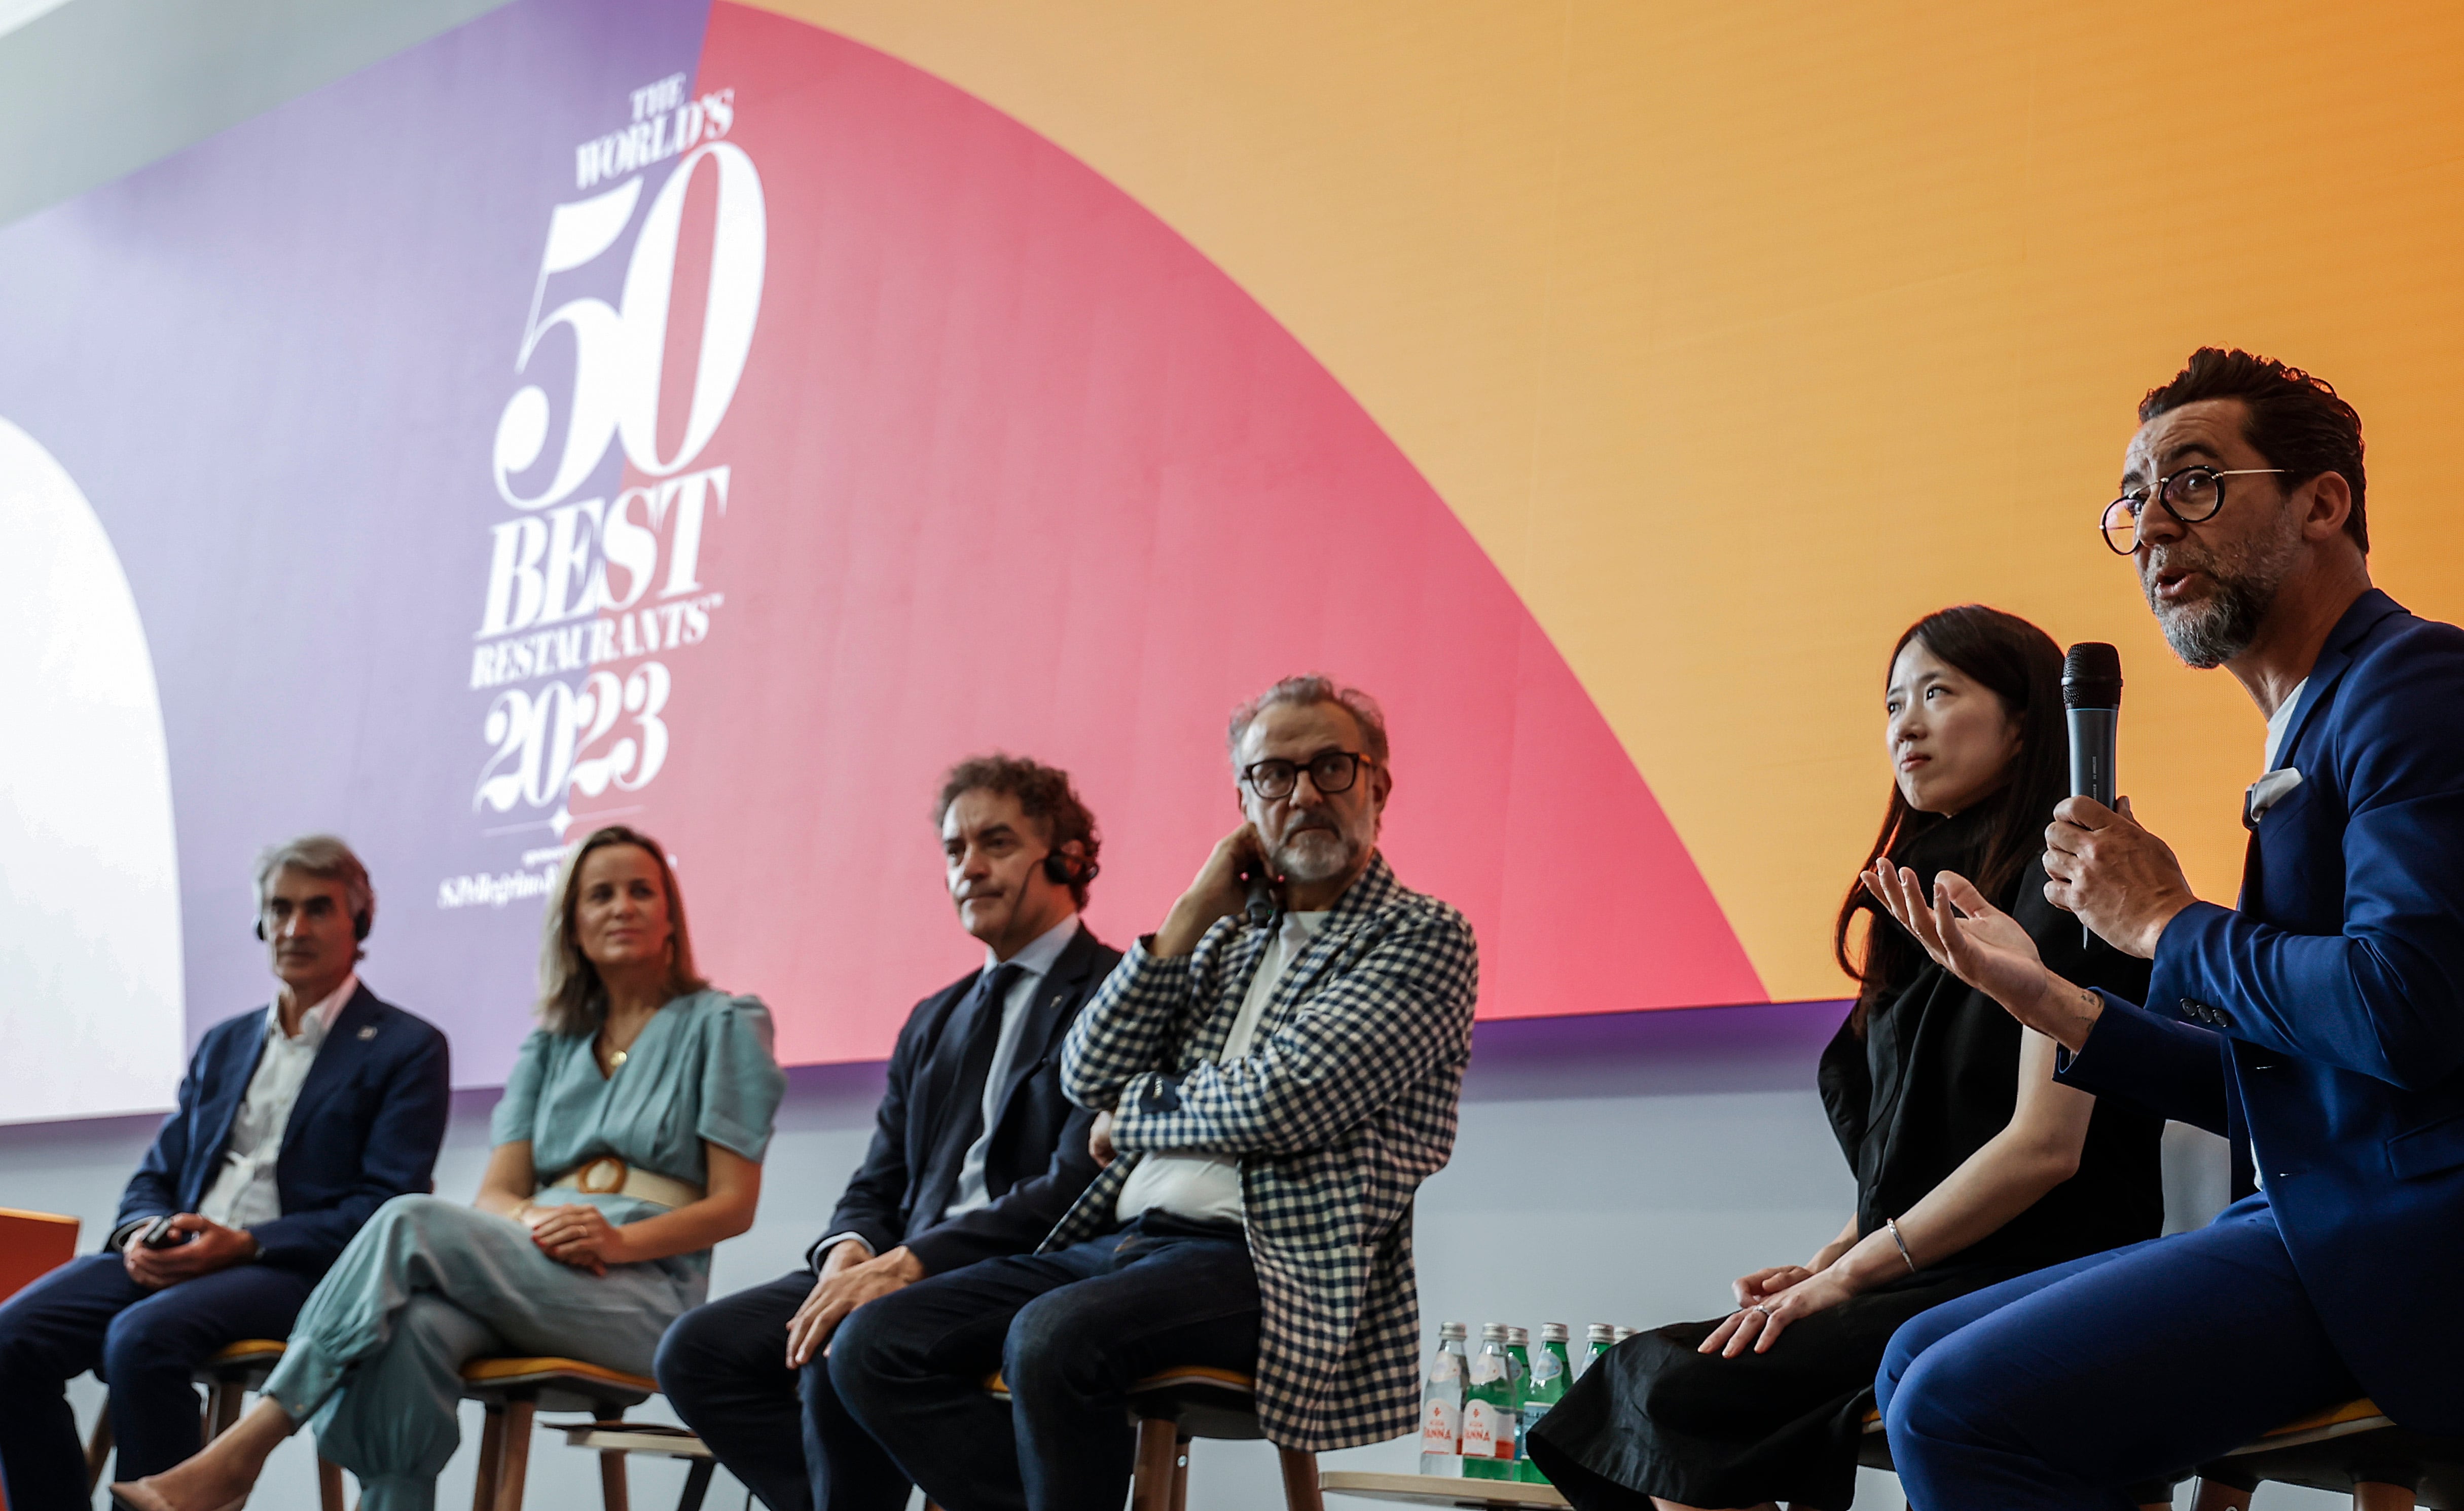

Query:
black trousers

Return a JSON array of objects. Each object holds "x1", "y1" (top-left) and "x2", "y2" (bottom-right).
[
  {"x1": 655, "y1": 1271, "x2": 912, "y2": 1511},
  {"x1": 0, "y1": 1252, "x2": 315, "y2": 1510},
  {"x1": 830, "y1": 1213, "x2": 1262, "y2": 1511}
]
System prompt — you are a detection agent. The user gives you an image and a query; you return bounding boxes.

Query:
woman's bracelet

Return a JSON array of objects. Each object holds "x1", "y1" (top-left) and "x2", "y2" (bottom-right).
[{"x1": 1883, "y1": 1215, "x2": 1919, "y2": 1275}]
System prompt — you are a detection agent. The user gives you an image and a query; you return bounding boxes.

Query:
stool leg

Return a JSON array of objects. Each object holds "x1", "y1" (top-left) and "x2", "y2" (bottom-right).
[
  {"x1": 209, "y1": 1381, "x2": 245, "y2": 1439},
  {"x1": 2354, "y1": 1484, "x2": 2416, "y2": 1511},
  {"x1": 1130, "y1": 1418, "x2": 1177, "y2": 1511},
  {"x1": 84, "y1": 1412, "x2": 114, "y2": 1493},
  {"x1": 493, "y1": 1400, "x2": 536, "y2": 1511},
  {"x1": 318, "y1": 1456, "x2": 347, "y2": 1511},
  {"x1": 470, "y1": 1406, "x2": 505, "y2": 1511},
  {"x1": 1276, "y1": 1448, "x2": 1322, "y2": 1511},
  {"x1": 675, "y1": 1459, "x2": 715, "y2": 1511},
  {"x1": 1170, "y1": 1432, "x2": 1190, "y2": 1511},
  {"x1": 598, "y1": 1451, "x2": 630, "y2": 1511}
]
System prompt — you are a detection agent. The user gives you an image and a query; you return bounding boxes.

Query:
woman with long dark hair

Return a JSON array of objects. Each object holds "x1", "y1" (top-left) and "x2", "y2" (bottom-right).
[
  {"x1": 115, "y1": 825, "x2": 786, "y2": 1511},
  {"x1": 1528, "y1": 606, "x2": 2164, "y2": 1511}
]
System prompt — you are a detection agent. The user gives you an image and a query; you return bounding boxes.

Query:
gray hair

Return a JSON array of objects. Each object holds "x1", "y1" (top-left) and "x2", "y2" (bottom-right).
[
  {"x1": 254, "y1": 834, "x2": 375, "y2": 945},
  {"x1": 1226, "y1": 674, "x2": 1391, "y2": 769}
]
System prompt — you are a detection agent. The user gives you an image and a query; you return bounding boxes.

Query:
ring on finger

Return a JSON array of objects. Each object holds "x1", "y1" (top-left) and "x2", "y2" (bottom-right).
[{"x1": 1752, "y1": 1303, "x2": 1774, "y2": 1317}]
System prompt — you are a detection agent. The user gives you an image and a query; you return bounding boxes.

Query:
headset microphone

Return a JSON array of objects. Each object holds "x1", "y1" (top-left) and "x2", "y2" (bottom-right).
[
  {"x1": 1244, "y1": 872, "x2": 1279, "y2": 929},
  {"x1": 2061, "y1": 642, "x2": 2123, "y2": 948}
]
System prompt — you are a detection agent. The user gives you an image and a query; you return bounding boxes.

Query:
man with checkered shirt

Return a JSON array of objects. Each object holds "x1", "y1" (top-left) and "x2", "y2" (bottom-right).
[{"x1": 831, "y1": 674, "x2": 1479, "y2": 1510}]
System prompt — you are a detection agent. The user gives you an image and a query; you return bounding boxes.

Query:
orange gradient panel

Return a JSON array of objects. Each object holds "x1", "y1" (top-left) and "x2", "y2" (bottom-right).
[{"x1": 748, "y1": 0, "x2": 2464, "y2": 999}]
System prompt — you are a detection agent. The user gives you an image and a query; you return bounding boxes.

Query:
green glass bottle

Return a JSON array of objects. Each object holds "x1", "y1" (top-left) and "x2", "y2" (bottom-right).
[
  {"x1": 1577, "y1": 1322, "x2": 1615, "y2": 1380},
  {"x1": 1460, "y1": 1324, "x2": 1518, "y2": 1480},
  {"x1": 1516, "y1": 1324, "x2": 1572, "y2": 1482}
]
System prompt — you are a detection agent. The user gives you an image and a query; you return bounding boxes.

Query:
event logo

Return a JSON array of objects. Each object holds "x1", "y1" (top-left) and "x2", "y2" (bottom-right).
[{"x1": 441, "y1": 71, "x2": 767, "y2": 909}]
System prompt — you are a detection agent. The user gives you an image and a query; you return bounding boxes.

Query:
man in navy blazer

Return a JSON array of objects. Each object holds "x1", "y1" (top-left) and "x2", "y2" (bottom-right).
[
  {"x1": 0, "y1": 837, "x2": 449, "y2": 1511},
  {"x1": 1865, "y1": 349, "x2": 2464, "y2": 1508},
  {"x1": 656, "y1": 755, "x2": 1120, "y2": 1511}
]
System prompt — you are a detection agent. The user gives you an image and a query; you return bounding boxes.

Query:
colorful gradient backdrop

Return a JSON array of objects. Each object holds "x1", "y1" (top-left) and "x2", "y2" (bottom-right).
[{"x1": 4, "y1": 0, "x2": 2462, "y2": 1112}]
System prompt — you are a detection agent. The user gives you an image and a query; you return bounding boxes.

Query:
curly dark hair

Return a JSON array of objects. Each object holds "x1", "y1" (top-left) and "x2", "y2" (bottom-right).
[
  {"x1": 933, "y1": 754, "x2": 1102, "y2": 907},
  {"x1": 2140, "y1": 347, "x2": 2367, "y2": 553}
]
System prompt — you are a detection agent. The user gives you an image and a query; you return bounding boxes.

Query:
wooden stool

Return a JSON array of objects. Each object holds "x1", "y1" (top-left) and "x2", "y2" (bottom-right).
[
  {"x1": 986, "y1": 1365, "x2": 1321, "y2": 1511},
  {"x1": 82, "y1": 1340, "x2": 344, "y2": 1511},
  {"x1": 1862, "y1": 1397, "x2": 2464, "y2": 1510},
  {"x1": 459, "y1": 1357, "x2": 655, "y2": 1511},
  {"x1": 2203, "y1": 1397, "x2": 2464, "y2": 1509},
  {"x1": 1318, "y1": 1473, "x2": 1566, "y2": 1508},
  {"x1": 560, "y1": 1422, "x2": 716, "y2": 1511}
]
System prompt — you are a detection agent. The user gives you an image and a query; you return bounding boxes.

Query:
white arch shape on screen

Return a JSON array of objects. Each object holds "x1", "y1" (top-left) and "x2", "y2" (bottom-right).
[{"x1": 0, "y1": 416, "x2": 185, "y2": 1123}]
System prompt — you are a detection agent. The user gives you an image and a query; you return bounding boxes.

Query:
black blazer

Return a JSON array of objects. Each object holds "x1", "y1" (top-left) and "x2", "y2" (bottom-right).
[
  {"x1": 817, "y1": 924, "x2": 1121, "y2": 1275},
  {"x1": 115, "y1": 983, "x2": 452, "y2": 1276}
]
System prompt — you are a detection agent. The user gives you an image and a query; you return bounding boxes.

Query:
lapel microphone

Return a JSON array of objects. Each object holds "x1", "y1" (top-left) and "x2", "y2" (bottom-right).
[{"x1": 2061, "y1": 643, "x2": 2123, "y2": 949}]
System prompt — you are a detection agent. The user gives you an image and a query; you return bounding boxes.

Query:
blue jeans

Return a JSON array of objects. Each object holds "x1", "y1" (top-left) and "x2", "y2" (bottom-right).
[
  {"x1": 1876, "y1": 1197, "x2": 2363, "y2": 1510},
  {"x1": 831, "y1": 1212, "x2": 1261, "y2": 1511},
  {"x1": 0, "y1": 1252, "x2": 314, "y2": 1509}
]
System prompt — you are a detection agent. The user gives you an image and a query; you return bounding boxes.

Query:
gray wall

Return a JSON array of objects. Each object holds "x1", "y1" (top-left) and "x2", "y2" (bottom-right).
[{"x1": 0, "y1": 1002, "x2": 2265, "y2": 1511}]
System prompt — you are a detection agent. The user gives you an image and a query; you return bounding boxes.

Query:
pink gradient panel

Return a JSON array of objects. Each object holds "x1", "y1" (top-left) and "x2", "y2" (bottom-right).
[{"x1": 568, "y1": 6, "x2": 1764, "y2": 1063}]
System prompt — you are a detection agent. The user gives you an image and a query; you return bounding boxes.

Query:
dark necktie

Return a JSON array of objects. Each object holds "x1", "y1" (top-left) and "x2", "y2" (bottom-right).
[{"x1": 916, "y1": 963, "x2": 1024, "y2": 1222}]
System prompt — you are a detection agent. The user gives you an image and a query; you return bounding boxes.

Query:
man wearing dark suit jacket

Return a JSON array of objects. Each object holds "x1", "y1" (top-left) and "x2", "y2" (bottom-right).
[
  {"x1": 1867, "y1": 349, "x2": 2464, "y2": 1508},
  {"x1": 656, "y1": 756, "x2": 1120, "y2": 1511},
  {"x1": 0, "y1": 836, "x2": 450, "y2": 1511}
]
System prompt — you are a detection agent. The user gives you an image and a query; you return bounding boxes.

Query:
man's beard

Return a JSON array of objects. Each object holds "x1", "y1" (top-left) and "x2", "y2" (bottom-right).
[
  {"x1": 1271, "y1": 821, "x2": 1365, "y2": 884},
  {"x1": 2142, "y1": 526, "x2": 2298, "y2": 669}
]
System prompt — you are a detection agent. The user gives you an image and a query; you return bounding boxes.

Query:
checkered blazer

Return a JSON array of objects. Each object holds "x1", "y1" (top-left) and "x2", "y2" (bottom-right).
[{"x1": 1048, "y1": 854, "x2": 1479, "y2": 1451}]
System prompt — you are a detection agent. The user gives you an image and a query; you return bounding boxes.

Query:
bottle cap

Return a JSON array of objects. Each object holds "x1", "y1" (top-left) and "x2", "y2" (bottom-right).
[
  {"x1": 1506, "y1": 1326, "x2": 1529, "y2": 1344},
  {"x1": 1481, "y1": 1322, "x2": 1509, "y2": 1341},
  {"x1": 1586, "y1": 1323, "x2": 1616, "y2": 1343},
  {"x1": 1613, "y1": 1326, "x2": 1635, "y2": 1342},
  {"x1": 1541, "y1": 1322, "x2": 1569, "y2": 1342},
  {"x1": 1439, "y1": 1321, "x2": 1467, "y2": 1340}
]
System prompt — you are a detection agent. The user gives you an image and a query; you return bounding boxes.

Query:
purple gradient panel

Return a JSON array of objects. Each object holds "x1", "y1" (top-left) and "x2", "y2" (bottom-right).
[
  {"x1": 1463, "y1": 999, "x2": 1850, "y2": 1101},
  {"x1": 0, "y1": 0, "x2": 710, "y2": 1079}
]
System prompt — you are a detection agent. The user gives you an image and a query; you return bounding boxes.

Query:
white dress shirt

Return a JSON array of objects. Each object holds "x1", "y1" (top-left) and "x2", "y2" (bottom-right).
[
  {"x1": 1115, "y1": 909, "x2": 1330, "y2": 1226},
  {"x1": 195, "y1": 973, "x2": 357, "y2": 1231}
]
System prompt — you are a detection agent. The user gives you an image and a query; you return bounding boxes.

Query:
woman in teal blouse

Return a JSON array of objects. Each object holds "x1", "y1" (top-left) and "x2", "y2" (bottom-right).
[{"x1": 116, "y1": 825, "x2": 787, "y2": 1511}]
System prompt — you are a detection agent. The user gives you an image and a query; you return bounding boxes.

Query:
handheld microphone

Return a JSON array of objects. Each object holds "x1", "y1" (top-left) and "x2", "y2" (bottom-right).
[{"x1": 2061, "y1": 642, "x2": 2123, "y2": 948}]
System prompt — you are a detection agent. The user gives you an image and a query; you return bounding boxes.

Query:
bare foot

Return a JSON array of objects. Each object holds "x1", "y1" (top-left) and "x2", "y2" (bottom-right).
[
  {"x1": 108, "y1": 1465, "x2": 248, "y2": 1511},
  {"x1": 112, "y1": 1397, "x2": 289, "y2": 1511}
]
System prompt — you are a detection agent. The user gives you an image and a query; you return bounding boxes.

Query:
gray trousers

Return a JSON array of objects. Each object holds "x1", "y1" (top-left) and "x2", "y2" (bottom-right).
[{"x1": 261, "y1": 1196, "x2": 697, "y2": 1511}]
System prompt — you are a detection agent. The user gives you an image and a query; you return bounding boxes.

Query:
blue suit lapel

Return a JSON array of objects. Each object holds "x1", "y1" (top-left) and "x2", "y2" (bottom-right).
[
  {"x1": 985, "y1": 927, "x2": 1103, "y2": 1139},
  {"x1": 280, "y1": 984, "x2": 382, "y2": 1162},
  {"x1": 186, "y1": 1011, "x2": 271, "y2": 1210},
  {"x1": 2274, "y1": 589, "x2": 2403, "y2": 772}
]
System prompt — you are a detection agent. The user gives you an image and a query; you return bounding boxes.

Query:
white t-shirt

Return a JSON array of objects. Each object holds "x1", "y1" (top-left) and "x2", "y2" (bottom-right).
[
  {"x1": 2265, "y1": 677, "x2": 2308, "y2": 771},
  {"x1": 1114, "y1": 909, "x2": 1330, "y2": 1225}
]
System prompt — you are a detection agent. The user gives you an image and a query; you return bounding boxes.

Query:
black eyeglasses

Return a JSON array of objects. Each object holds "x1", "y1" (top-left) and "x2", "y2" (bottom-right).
[
  {"x1": 1241, "y1": 749, "x2": 1372, "y2": 800},
  {"x1": 2100, "y1": 465, "x2": 2286, "y2": 554}
]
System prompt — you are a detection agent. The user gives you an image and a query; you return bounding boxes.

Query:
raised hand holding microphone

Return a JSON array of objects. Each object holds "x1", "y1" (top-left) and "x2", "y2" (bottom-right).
[{"x1": 2047, "y1": 642, "x2": 2202, "y2": 957}]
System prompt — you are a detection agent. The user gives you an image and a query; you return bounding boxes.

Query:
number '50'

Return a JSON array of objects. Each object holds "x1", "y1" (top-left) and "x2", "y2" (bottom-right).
[{"x1": 493, "y1": 142, "x2": 767, "y2": 510}]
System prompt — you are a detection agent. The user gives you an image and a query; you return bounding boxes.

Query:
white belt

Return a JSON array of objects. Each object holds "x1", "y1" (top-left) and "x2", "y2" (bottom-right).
[{"x1": 541, "y1": 1155, "x2": 703, "y2": 1210}]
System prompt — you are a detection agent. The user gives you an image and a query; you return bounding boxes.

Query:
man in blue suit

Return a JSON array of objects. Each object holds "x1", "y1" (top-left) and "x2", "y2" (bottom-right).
[
  {"x1": 1863, "y1": 348, "x2": 2464, "y2": 1508},
  {"x1": 0, "y1": 836, "x2": 450, "y2": 1511}
]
